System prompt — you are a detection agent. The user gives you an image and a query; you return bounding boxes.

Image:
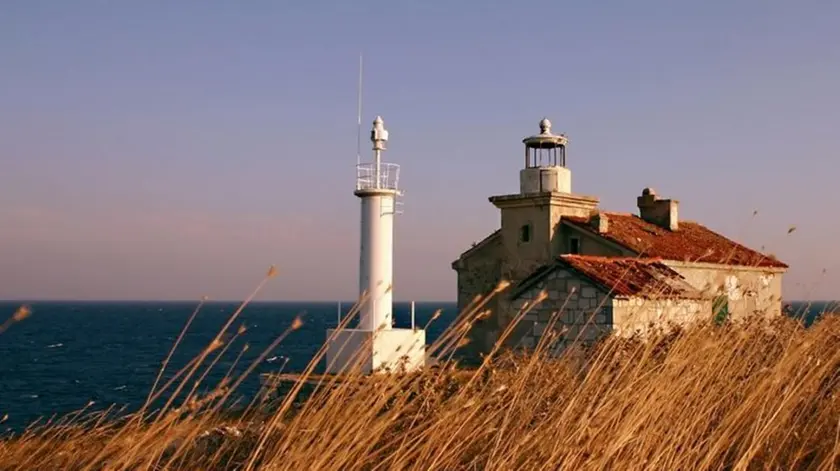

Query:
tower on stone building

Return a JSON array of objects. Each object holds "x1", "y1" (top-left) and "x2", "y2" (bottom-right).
[
  {"x1": 488, "y1": 119, "x2": 600, "y2": 281},
  {"x1": 451, "y1": 118, "x2": 601, "y2": 355}
]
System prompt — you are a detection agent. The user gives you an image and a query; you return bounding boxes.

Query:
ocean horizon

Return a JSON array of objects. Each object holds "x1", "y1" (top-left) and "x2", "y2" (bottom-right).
[{"x1": 0, "y1": 300, "x2": 834, "y2": 432}]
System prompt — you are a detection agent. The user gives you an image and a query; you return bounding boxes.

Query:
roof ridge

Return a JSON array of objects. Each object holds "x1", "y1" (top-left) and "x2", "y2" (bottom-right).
[
  {"x1": 558, "y1": 254, "x2": 664, "y2": 264},
  {"x1": 600, "y1": 211, "x2": 636, "y2": 217}
]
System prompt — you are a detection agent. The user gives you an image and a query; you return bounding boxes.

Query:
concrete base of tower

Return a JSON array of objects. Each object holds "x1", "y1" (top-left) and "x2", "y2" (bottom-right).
[{"x1": 325, "y1": 328, "x2": 426, "y2": 375}]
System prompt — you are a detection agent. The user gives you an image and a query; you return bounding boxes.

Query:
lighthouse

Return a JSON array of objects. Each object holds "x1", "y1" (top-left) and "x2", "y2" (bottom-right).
[
  {"x1": 325, "y1": 116, "x2": 426, "y2": 374},
  {"x1": 357, "y1": 115, "x2": 397, "y2": 331}
]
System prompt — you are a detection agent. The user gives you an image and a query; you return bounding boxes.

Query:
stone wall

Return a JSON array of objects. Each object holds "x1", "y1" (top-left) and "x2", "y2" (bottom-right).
[
  {"x1": 509, "y1": 270, "x2": 716, "y2": 350},
  {"x1": 453, "y1": 232, "x2": 504, "y2": 357},
  {"x1": 491, "y1": 192, "x2": 600, "y2": 284},
  {"x1": 510, "y1": 267, "x2": 613, "y2": 353},
  {"x1": 611, "y1": 297, "x2": 713, "y2": 337},
  {"x1": 454, "y1": 192, "x2": 602, "y2": 358},
  {"x1": 499, "y1": 202, "x2": 554, "y2": 283},
  {"x1": 665, "y1": 262, "x2": 785, "y2": 320},
  {"x1": 455, "y1": 233, "x2": 502, "y2": 309}
]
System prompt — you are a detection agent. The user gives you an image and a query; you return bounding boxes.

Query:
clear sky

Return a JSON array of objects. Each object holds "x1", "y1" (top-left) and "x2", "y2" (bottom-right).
[{"x1": 1, "y1": 1, "x2": 838, "y2": 302}]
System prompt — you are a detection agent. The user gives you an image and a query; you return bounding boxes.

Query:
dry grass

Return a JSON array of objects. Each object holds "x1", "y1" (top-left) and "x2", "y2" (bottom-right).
[{"x1": 1, "y1": 271, "x2": 839, "y2": 470}]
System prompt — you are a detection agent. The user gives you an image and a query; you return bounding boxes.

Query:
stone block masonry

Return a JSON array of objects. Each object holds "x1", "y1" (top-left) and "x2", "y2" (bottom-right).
[
  {"x1": 511, "y1": 266, "x2": 717, "y2": 352},
  {"x1": 511, "y1": 268, "x2": 613, "y2": 352}
]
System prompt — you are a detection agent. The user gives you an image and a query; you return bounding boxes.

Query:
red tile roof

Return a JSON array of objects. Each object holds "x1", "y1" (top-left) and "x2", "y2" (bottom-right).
[
  {"x1": 559, "y1": 255, "x2": 702, "y2": 298},
  {"x1": 513, "y1": 255, "x2": 703, "y2": 300},
  {"x1": 563, "y1": 213, "x2": 787, "y2": 269}
]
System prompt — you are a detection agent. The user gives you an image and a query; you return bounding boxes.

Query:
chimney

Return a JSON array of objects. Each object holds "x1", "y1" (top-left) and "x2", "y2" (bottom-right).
[
  {"x1": 637, "y1": 187, "x2": 679, "y2": 231},
  {"x1": 590, "y1": 210, "x2": 609, "y2": 234}
]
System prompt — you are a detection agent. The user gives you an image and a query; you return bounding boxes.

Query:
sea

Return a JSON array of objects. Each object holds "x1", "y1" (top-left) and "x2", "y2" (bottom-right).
[{"x1": 0, "y1": 300, "x2": 833, "y2": 433}]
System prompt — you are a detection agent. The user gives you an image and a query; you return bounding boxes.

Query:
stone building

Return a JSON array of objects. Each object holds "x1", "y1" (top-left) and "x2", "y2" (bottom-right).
[{"x1": 452, "y1": 118, "x2": 788, "y2": 355}]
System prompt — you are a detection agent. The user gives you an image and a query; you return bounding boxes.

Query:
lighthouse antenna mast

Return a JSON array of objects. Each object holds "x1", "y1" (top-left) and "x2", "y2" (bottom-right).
[{"x1": 356, "y1": 54, "x2": 363, "y2": 167}]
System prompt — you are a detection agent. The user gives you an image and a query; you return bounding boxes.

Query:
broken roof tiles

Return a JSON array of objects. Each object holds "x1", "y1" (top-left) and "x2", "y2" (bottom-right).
[{"x1": 563, "y1": 212, "x2": 787, "y2": 269}]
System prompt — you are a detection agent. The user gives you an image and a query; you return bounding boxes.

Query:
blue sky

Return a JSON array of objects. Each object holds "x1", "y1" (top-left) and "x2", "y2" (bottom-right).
[{"x1": 1, "y1": 1, "x2": 838, "y2": 301}]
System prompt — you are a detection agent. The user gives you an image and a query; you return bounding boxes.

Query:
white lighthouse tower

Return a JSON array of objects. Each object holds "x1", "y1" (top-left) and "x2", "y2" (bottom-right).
[
  {"x1": 357, "y1": 115, "x2": 397, "y2": 331},
  {"x1": 325, "y1": 116, "x2": 426, "y2": 374}
]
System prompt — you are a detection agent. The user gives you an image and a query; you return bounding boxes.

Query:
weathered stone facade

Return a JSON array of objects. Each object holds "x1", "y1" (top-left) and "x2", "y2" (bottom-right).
[
  {"x1": 664, "y1": 262, "x2": 785, "y2": 320},
  {"x1": 510, "y1": 268, "x2": 612, "y2": 351},
  {"x1": 454, "y1": 192, "x2": 600, "y2": 355},
  {"x1": 452, "y1": 231, "x2": 503, "y2": 354},
  {"x1": 492, "y1": 192, "x2": 600, "y2": 283},
  {"x1": 455, "y1": 210, "x2": 786, "y2": 356},
  {"x1": 509, "y1": 267, "x2": 713, "y2": 352},
  {"x1": 453, "y1": 231, "x2": 502, "y2": 309},
  {"x1": 611, "y1": 297, "x2": 712, "y2": 336}
]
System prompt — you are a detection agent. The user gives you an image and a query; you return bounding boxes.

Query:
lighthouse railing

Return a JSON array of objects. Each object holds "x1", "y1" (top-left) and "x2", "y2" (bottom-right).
[{"x1": 356, "y1": 162, "x2": 400, "y2": 191}]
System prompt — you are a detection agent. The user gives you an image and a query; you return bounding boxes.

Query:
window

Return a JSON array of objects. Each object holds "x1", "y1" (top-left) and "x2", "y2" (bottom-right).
[
  {"x1": 519, "y1": 224, "x2": 531, "y2": 243},
  {"x1": 713, "y1": 295, "x2": 729, "y2": 324},
  {"x1": 569, "y1": 237, "x2": 581, "y2": 254}
]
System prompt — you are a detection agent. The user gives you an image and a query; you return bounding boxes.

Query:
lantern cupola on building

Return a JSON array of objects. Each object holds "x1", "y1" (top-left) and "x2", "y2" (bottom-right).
[{"x1": 520, "y1": 118, "x2": 571, "y2": 194}]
